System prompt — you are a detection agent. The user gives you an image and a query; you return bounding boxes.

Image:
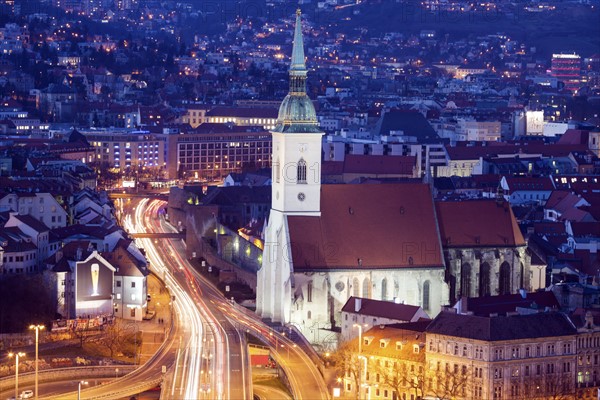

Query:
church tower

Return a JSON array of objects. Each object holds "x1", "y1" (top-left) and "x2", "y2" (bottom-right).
[
  {"x1": 270, "y1": 8, "x2": 324, "y2": 215},
  {"x1": 256, "y1": 9, "x2": 324, "y2": 323}
]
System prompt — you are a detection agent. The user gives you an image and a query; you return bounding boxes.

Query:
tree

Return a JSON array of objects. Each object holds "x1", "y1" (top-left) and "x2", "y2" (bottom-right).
[
  {"x1": 375, "y1": 360, "x2": 425, "y2": 400},
  {"x1": 424, "y1": 362, "x2": 472, "y2": 400},
  {"x1": 524, "y1": 371, "x2": 576, "y2": 400},
  {"x1": 98, "y1": 319, "x2": 129, "y2": 358},
  {"x1": 331, "y1": 340, "x2": 362, "y2": 400}
]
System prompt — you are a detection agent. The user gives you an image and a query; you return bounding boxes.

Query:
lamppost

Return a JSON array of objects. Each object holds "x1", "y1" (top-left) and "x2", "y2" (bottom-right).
[
  {"x1": 78, "y1": 380, "x2": 88, "y2": 400},
  {"x1": 29, "y1": 324, "x2": 44, "y2": 400},
  {"x1": 353, "y1": 324, "x2": 368, "y2": 400},
  {"x1": 8, "y1": 352, "x2": 25, "y2": 400}
]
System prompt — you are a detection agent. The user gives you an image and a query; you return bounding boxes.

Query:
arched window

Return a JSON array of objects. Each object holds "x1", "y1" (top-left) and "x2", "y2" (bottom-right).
[
  {"x1": 499, "y1": 262, "x2": 511, "y2": 295},
  {"x1": 353, "y1": 278, "x2": 360, "y2": 297},
  {"x1": 460, "y1": 263, "x2": 471, "y2": 297},
  {"x1": 381, "y1": 278, "x2": 388, "y2": 301},
  {"x1": 479, "y1": 262, "x2": 491, "y2": 297},
  {"x1": 307, "y1": 310, "x2": 311, "y2": 320},
  {"x1": 362, "y1": 278, "x2": 371, "y2": 299},
  {"x1": 520, "y1": 262, "x2": 524, "y2": 289},
  {"x1": 297, "y1": 158, "x2": 307, "y2": 184},
  {"x1": 423, "y1": 281, "x2": 430, "y2": 311},
  {"x1": 307, "y1": 281, "x2": 313, "y2": 302},
  {"x1": 274, "y1": 158, "x2": 280, "y2": 183}
]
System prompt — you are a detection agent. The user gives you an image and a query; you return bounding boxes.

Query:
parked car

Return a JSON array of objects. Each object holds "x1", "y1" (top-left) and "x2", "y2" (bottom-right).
[{"x1": 21, "y1": 390, "x2": 34, "y2": 399}]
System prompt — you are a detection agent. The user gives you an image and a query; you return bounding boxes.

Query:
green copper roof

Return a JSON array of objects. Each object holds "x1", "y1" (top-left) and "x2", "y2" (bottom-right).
[
  {"x1": 290, "y1": 9, "x2": 306, "y2": 72},
  {"x1": 273, "y1": 9, "x2": 323, "y2": 135}
]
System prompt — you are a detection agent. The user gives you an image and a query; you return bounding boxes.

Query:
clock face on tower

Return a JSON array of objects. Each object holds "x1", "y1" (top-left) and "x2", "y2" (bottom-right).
[
  {"x1": 298, "y1": 143, "x2": 308, "y2": 153},
  {"x1": 297, "y1": 192, "x2": 306, "y2": 202}
]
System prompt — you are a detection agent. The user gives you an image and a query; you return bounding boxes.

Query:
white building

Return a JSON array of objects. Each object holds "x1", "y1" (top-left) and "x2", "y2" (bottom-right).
[
  {"x1": 256, "y1": 11, "x2": 449, "y2": 347},
  {"x1": 0, "y1": 192, "x2": 68, "y2": 229}
]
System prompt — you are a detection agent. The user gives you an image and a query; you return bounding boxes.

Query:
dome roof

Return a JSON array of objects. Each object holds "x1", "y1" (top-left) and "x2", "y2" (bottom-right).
[{"x1": 273, "y1": 93, "x2": 321, "y2": 134}]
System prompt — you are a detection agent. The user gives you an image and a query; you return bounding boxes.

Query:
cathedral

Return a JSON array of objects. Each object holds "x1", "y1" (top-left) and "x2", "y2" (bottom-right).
[{"x1": 256, "y1": 10, "x2": 530, "y2": 346}]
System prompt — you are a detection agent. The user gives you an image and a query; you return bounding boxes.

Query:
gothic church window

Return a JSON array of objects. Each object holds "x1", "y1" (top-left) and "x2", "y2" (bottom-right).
[
  {"x1": 362, "y1": 278, "x2": 371, "y2": 299},
  {"x1": 479, "y1": 262, "x2": 491, "y2": 297},
  {"x1": 460, "y1": 263, "x2": 471, "y2": 297},
  {"x1": 423, "y1": 281, "x2": 430, "y2": 311},
  {"x1": 297, "y1": 158, "x2": 307, "y2": 183},
  {"x1": 353, "y1": 278, "x2": 360, "y2": 297},
  {"x1": 381, "y1": 278, "x2": 388, "y2": 301},
  {"x1": 499, "y1": 262, "x2": 511, "y2": 295}
]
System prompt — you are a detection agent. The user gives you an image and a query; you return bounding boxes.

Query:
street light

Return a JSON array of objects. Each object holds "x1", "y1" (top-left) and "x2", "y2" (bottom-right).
[
  {"x1": 8, "y1": 351, "x2": 25, "y2": 400},
  {"x1": 29, "y1": 324, "x2": 45, "y2": 400},
  {"x1": 78, "y1": 380, "x2": 88, "y2": 400},
  {"x1": 353, "y1": 323, "x2": 368, "y2": 400}
]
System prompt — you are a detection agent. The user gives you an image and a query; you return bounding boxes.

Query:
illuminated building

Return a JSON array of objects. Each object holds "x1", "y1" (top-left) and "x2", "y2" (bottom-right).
[
  {"x1": 82, "y1": 129, "x2": 166, "y2": 171},
  {"x1": 551, "y1": 53, "x2": 582, "y2": 92},
  {"x1": 166, "y1": 125, "x2": 272, "y2": 181}
]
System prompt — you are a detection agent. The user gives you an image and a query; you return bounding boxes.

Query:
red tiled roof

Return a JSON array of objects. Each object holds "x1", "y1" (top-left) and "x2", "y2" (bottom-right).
[
  {"x1": 341, "y1": 296, "x2": 421, "y2": 321},
  {"x1": 435, "y1": 200, "x2": 525, "y2": 247},
  {"x1": 288, "y1": 183, "x2": 444, "y2": 270},
  {"x1": 570, "y1": 222, "x2": 600, "y2": 237},
  {"x1": 557, "y1": 129, "x2": 589, "y2": 145},
  {"x1": 533, "y1": 222, "x2": 566, "y2": 235}
]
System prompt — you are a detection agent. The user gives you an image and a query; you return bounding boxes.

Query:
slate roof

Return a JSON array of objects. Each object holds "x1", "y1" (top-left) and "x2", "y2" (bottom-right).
[
  {"x1": 462, "y1": 291, "x2": 560, "y2": 316},
  {"x1": 342, "y1": 155, "x2": 416, "y2": 175},
  {"x1": 205, "y1": 106, "x2": 278, "y2": 119},
  {"x1": 341, "y1": 296, "x2": 422, "y2": 321},
  {"x1": 435, "y1": 200, "x2": 525, "y2": 247},
  {"x1": 287, "y1": 183, "x2": 444, "y2": 270},
  {"x1": 427, "y1": 311, "x2": 576, "y2": 341},
  {"x1": 375, "y1": 110, "x2": 441, "y2": 143}
]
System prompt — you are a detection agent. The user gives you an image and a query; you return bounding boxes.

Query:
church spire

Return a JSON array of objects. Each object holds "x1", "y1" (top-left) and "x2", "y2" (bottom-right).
[
  {"x1": 290, "y1": 9, "x2": 306, "y2": 73},
  {"x1": 273, "y1": 9, "x2": 322, "y2": 134}
]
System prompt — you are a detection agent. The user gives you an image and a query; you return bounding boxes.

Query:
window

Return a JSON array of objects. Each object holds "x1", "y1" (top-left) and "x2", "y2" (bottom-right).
[
  {"x1": 131, "y1": 281, "x2": 136, "y2": 288},
  {"x1": 307, "y1": 281, "x2": 313, "y2": 302},
  {"x1": 494, "y1": 368, "x2": 503, "y2": 379},
  {"x1": 461, "y1": 263, "x2": 471, "y2": 296},
  {"x1": 116, "y1": 280, "x2": 121, "y2": 287},
  {"x1": 297, "y1": 158, "x2": 307, "y2": 183},
  {"x1": 130, "y1": 308, "x2": 135, "y2": 317},
  {"x1": 413, "y1": 345, "x2": 420, "y2": 354},
  {"x1": 479, "y1": 262, "x2": 491, "y2": 297},
  {"x1": 353, "y1": 278, "x2": 360, "y2": 297},
  {"x1": 423, "y1": 281, "x2": 430, "y2": 311},
  {"x1": 381, "y1": 278, "x2": 388, "y2": 300},
  {"x1": 274, "y1": 159, "x2": 280, "y2": 183},
  {"x1": 362, "y1": 278, "x2": 371, "y2": 299}
]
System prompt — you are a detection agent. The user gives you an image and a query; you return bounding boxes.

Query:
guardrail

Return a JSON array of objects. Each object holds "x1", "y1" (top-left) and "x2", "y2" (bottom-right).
[{"x1": 0, "y1": 365, "x2": 137, "y2": 388}]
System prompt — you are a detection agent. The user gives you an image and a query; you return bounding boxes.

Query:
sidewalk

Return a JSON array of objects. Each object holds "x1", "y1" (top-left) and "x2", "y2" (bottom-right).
[{"x1": 138, "y1": 274, "x2": 172, "y2": 365}]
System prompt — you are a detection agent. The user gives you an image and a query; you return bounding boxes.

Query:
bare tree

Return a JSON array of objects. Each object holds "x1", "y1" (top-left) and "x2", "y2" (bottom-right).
[
  {"x1": 98, "y1": 319, "x2": 129, "y2": 358},
  {"x1": 524, "y1": 371, "x2": 576, "y2": 400},
  {"x1": 374, "y1": 360, "x2": 425, "y2": 400},
  {"x1": 424, "y1": 362, "x2": 472, "y2": 400},
  {"x1": 331, "y1": 340, "x2": 362, "y2": 400}
]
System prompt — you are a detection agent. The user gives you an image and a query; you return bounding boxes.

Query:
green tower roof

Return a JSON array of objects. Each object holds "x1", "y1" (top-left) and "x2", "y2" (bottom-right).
[{"x1": 273, "y1": 9, "x2": 323, "y2": 134}]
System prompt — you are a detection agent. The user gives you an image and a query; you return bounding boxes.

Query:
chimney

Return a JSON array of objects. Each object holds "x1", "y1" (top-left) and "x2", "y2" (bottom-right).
[
  {"x1": 585, "y1": 311, "x2": 594, "y2": 329},
  {"x1": 519, "y1": 289, "x2": 527, "y2": 299},
  {"x1": 355, "y1": 298, "x2": 362, "y2": 313}
]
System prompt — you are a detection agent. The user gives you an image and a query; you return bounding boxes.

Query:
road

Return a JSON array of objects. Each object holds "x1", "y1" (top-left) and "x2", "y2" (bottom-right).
[
  {"x1": 37, "y1": 196, "x2": 328, "y2": 400},
  {"x1": 140, "y1": 198, "x2": 330, "y2": 400}
]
